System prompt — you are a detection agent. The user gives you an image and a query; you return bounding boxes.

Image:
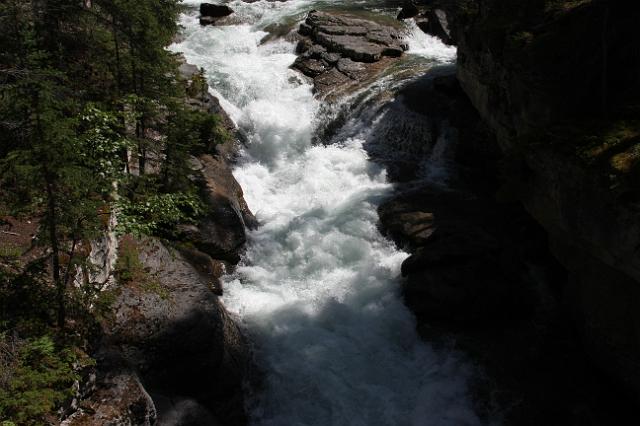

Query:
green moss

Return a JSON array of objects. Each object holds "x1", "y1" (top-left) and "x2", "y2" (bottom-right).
[
  {"x1": 0, "y1": 246, "x2": 21, "y2": 261},
  {"x1": 114, "y1": 237, "x2": 169, "y2": 300}
]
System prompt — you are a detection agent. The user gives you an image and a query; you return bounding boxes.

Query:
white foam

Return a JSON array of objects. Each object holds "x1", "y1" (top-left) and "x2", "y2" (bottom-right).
[{"x1": 404, "y1": 20, "x2": 457, "y2": 63}]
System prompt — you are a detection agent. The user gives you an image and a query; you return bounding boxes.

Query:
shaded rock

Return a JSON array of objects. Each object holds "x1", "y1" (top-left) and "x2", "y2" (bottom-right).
[
  {"x1": 452, "y1": 0, "x2": 640, "y2": 397},
  {"x1": 416, "y1": 9, "x2": 455, "y2": 45},
  {"x1": 62, "y1": 351, "x2": 156, "y2": 426},
  {"x1": 200, "y1": 3, "x2": 234, "y2": 18},
  {"x1": 107, "y1": 237, "x2": 249, "y2": 425},
  {"x1": 199, "y1": 16, "x2": 217, "y2": 26},
  {"x1": 379, "y1": 188, "x2": 532, "y2": 324},
  {"x1": 397, "y1": 1, "x2": 420, "y2": 20},
  {"x1": 362, "y1": 66, "x2": 499, "y2": 187},
  {"x1": 190, "y1": 154, "x2": 257, "y2": 263}
]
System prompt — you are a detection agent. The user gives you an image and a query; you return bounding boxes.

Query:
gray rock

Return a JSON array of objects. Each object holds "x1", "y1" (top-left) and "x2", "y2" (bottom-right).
[
  {"x1": 62, "y1": 351, "x2": 157, "y2": 426},
  {"x1": 305, "y1": 11, "x2": 405, "y2": 63},
  {"x1": 107, "y1": 237, "x2": 249, "y2": 424},
  {"x1": 293, "y1": 57, "x2": 328, "y2": 78},
  {"x1": 190, "y1": 153, "x2": 257, "y2": 263},
  {"x1": 199, "y1": 16, "x2": 218, "y2": 26},
  {"x1": 292, "y1": 10, "x2": 407, "y2": 97}
]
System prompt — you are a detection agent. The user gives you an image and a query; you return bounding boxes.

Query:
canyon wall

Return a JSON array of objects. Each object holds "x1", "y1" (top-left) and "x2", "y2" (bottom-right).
[{"x1": 439, "y1": 0, "x2": 640, "y2": 396}]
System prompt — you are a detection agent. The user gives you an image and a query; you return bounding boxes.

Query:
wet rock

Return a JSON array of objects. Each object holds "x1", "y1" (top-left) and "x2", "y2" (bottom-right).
[
  {"x1": 416, "y1": 9, "x2": 455, "y2": 45},
  {"x1": 200, "y1": 3, "x2": 234, "y2": 18},
  {"x1": 190, "y1": 153, "x2": 257, "y2": 263},
  {"x1": 336, "y1": 58, "x2": 368, "y2": 80},
  {"x1": 292, "y1": 10, "x2": 407, "y2": 97},
  {"x1": 199, "y1": 4, "x2": 234, "y2": 26},
  {"x1": 397, "y1": 1, "x2": 420, "y2": 20},
  {"x1": 293, "y1": 57, "x2": 328, "y2": 78},
  {"x1": 379, "y1": 188, "x2": 531, "y2": 324}
]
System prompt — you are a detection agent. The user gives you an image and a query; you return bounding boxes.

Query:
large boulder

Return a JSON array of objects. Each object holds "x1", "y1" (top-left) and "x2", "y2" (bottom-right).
[
  {"x1": 188, "y1": 153, "x2": 257, "y2": 263},
  {"x1": 293, "y1": 10, "x2": 407, "y2": 97},
  {"x1": 199, "y1": 3, "x2": 234, "y2": 26},
  {"x1": 379, "y1": 188, "x2": 534, "y2": 324},
  {"x1": 106, "y1": 237, "x2": 249, "y2": 424}
]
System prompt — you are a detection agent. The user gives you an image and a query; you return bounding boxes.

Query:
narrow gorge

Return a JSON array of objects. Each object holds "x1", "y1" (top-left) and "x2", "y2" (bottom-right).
[
  {"x1": 171, "y1": 0, "x2": 639, "y2": 424},
  {"x1": 0, "y1": 1, "x2": 638, "y2": 425}
]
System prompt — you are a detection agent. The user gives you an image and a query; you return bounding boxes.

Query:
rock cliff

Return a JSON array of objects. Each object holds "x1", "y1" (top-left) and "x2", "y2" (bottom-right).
[{"x1": 444, "y1": 0, "x2": 640, "y2": 398}]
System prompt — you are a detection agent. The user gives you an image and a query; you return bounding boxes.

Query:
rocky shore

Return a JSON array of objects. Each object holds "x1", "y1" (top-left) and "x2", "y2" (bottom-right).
[{"x1": 64, "y1": 60, "x2": 255, "y2": 426}]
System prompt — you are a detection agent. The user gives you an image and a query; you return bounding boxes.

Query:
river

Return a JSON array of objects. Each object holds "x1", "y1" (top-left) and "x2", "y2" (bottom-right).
[{"x1": 171, "y1": 1, "x2": 480, "y2": 425}]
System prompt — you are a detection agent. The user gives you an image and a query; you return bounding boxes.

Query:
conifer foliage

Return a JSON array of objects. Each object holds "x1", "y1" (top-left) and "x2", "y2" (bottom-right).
[{"x1": 0, "y1": 1, "x2": 220, "y2": 422}]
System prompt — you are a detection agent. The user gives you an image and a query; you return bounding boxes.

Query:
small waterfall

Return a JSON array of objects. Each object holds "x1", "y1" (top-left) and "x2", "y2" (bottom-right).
[{"x1": 172, "y1": 2, "x2": 482, "y2": 425}]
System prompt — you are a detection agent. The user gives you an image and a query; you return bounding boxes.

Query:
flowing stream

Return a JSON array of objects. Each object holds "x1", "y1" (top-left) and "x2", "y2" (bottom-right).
[{"x1": 172, "y1": 1, "x2": 479, "y2": 425}]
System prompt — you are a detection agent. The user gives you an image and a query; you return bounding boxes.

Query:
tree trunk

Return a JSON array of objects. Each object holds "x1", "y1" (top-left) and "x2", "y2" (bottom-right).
[{"x1": 44, "y1": 173, "x2": 65, "y2": 329}]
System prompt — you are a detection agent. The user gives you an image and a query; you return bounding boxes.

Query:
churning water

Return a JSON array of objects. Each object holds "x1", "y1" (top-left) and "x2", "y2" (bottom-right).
[{"x1": 172, "y1": 1, "x2": 476, "y2": 425}]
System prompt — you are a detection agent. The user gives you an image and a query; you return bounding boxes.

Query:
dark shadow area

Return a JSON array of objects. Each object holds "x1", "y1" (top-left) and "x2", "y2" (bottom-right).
[{"x1": 345, "y1": 63, "x2": 640, "y2": 424}]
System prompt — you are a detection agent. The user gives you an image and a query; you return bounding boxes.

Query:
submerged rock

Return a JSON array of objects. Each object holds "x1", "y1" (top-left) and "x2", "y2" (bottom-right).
[
  {"x1": 199, "y1": 3, "x2": 234, "y2": 26},
  {"x1": 292, "y1": 10, "x2": 407, "y2": 98}
]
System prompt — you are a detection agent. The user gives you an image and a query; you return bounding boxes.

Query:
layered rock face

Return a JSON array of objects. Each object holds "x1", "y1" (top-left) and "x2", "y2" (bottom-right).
[
  {"x1": 443, "y1": 0, "x2": 640, "y2": 399},
  {"x1": 293, "y1": 11, "x2": 407, "y2": 97}
]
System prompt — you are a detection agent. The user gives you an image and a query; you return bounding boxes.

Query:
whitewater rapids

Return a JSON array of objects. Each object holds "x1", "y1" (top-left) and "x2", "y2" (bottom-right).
[{"x1": 172, "y1": 1, "x2": 478, "y2": 425}]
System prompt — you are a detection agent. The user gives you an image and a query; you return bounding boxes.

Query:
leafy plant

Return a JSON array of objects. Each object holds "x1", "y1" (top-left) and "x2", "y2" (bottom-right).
[{"x1": 116, "y1": 192, "x2": 205, "y2": 236}]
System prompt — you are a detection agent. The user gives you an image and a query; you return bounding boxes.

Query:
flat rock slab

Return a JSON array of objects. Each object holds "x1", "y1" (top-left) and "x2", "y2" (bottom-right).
[{"x1": 293, "y1": 10, "x2": 408, "y2": 98}]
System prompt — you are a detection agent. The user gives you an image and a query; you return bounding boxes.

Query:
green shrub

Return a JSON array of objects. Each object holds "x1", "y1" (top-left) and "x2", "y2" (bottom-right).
[
  {"x1": 116, "y1": 192, "x2": 205, "y2": 237},
  {"x1": 0, "y1": 335, "x2": 81, "y2": 425}
]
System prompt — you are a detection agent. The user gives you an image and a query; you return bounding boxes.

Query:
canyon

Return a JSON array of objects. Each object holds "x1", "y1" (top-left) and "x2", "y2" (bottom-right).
[{"x1": 64, "y1": 1, "x2": 639, "y2": 425}]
